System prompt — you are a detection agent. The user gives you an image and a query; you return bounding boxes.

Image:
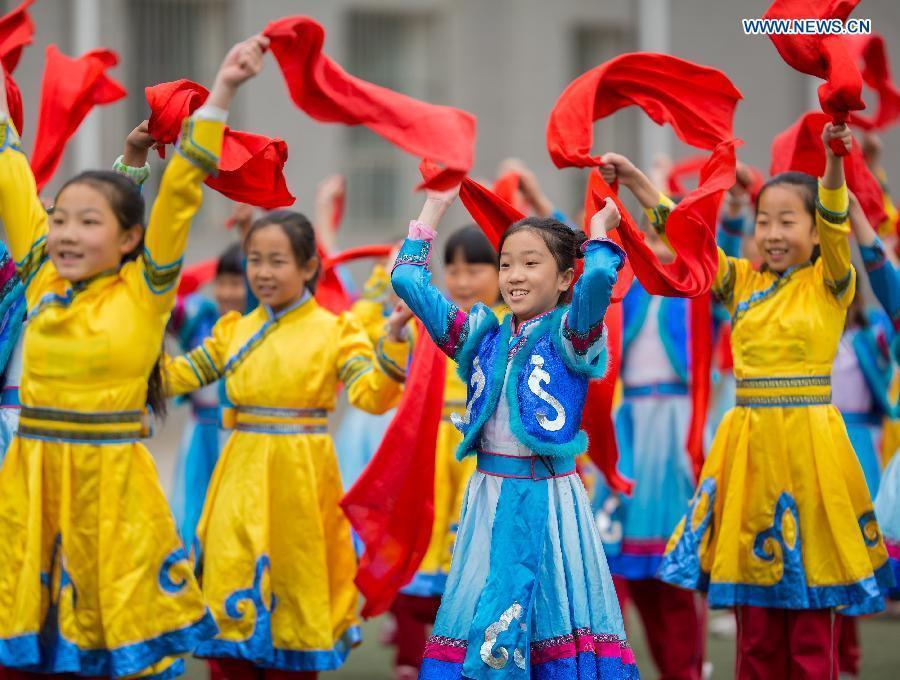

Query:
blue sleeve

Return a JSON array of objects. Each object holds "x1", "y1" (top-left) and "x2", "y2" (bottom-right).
[
  {"x1": 860, "y1": 237, "x2": 900, "y2": 321},
  {"x1": 718, "y1": 213, "x2": 745, "y2": 259},
  {"x1": 560, "y1": 238, "x2": 625, "y2": 369},
  {"x1": 390, "y1": 237, "x2": 473, "y2": 359}
]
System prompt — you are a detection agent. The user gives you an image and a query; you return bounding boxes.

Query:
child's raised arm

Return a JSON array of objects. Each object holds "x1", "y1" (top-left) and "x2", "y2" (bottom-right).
[{"x1": 817, "y1": 123, "x2": 855, "y2": 304}]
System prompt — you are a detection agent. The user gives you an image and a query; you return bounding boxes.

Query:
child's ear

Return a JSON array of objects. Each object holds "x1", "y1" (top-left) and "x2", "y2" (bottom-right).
[
  {"x1": 811, "y1": 224, "x2": 820, "y2": 246},
  {"x1": 559, "y1": 267, "x2": 576, "y2": 291},
  {"x1": 118, "y1": 224, "x2": 143, "y2": 256}
]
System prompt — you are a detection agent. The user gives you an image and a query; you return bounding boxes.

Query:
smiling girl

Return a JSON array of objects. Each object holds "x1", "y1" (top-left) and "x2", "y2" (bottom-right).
[
  {"x1": 0, "y1": 33, "x2": 267, "y2": 678},
  {"x1": 391, "y1": 189, "x2": 638, "y2": 679},
  {"x1": 164, "y1": 210, "x2": 410, "y2": 677},
  {"x1": 609, "y1": 123, "x2": 891, "y2": 678}
]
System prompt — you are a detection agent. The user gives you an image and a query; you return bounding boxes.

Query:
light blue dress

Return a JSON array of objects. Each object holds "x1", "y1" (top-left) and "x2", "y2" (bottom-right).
[{"x1": 392, "y1": 231, "x2": 638, "y2": 680}]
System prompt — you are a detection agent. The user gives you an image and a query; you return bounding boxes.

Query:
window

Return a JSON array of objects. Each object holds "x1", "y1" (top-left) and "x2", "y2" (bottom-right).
[{"x1": 344, "y1": 10, "x2": 441, "y2": 236}]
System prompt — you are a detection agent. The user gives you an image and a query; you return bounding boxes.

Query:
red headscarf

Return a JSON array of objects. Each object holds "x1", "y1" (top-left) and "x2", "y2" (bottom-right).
[
  {"x1": 262, "y1": 16, "x2": 476, "y2": 190},
  {"x1": 770, "y1": 110, "x2": 887, "y2": 228},
  {"x1": 341, "y1": 325, "x2": 445, "y2": 618},
  {"x1": 763, "y1": 0, "x2": 864, "y2": 155},
  {"x1": 30, "y1": 46, "x2": 127, "y2": 192},
  {"x1": 145, "y1": 79, "x2": 294, "y2": 209}
]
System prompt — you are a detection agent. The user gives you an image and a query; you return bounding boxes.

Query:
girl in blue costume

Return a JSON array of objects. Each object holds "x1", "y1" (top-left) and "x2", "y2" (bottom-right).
[
  {"x1": 392, "y1": 186, "x2": 638, "y2": 679},
  {"x1": 0, "y1": 242, "x2": 26, "y2": 463},
  {"x1": 848, "y1": 191, "x2": 900, "y2": 600}
]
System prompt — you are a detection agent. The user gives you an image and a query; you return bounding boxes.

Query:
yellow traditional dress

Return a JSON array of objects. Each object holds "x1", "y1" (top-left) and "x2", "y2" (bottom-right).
[
  {"x1": 0, "y1": 113, "x2": 222, "y2": 676},
  {"x1": 165, "y1": 290, "x2": 408, "y2": 671},
  {"x1": 658, "y1": 182, "x2": 893, "y2": 613}
]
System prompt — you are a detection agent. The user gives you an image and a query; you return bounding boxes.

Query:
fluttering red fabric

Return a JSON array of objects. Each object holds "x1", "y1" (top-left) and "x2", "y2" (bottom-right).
[
  {"x1": 341, "y1": 324, "x2": 445, "y2": 618},
  {"x1": 770, "y1": 110, "x2": 887, "y2": 228},
  {"x1": 263, "y1": 16, "x2": 476, "y2": 191},
  {"x1": 547, "y1": 52, "x2": 742, "y2": 478},
  {"x1": 669, "y1": 154, "x2": 763, "y2": 202},
  {"x1": 321, "y1": 244, "x2": 395, "y2": 272},
  {"x1": 30, "y1": 46, "x2": 126, "y2": 192},
  {"x1": 177, "y1": 258, "x2": 217, "y2": 297},
  {"x1": 145, "y1": 79, "x2": 294, "y2": 209},
  {"x1": 0, "y1": 0, "x2": 35, "y2": 136},
  {"x1": 845, "y1": 34, "x2": 900, "y2": 132},
  {"x1": 763, "y1": 0, "x2": 864, "y2": 156}
]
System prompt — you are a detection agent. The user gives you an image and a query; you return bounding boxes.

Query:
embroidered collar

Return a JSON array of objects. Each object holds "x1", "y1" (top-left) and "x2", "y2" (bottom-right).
[
  {"x1": 70, "y1": 267, "x2": 120, "y2": 292},
  {"x1": 732, "y1": 260, "x2": 812, "y2": 326},
  {"x1": 265, "y1": 289, "x2": 312, "y2": 322},
  {"x1": 511, "y1": 307, "x2": 555, "y2": 338}
]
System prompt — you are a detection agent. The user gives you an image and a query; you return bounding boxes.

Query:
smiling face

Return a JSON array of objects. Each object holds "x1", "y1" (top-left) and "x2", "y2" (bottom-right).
[
  {"x1": 48, "y1": 182, "x2": 142, "y2": 282},
  {"x1": 499, "y1": 229, "x2": 574, "y2": 322},
  {"x1": 444, "y1": 251, "x2": 500, "y2": 312},
  {"x1": 213, "y1": 272, "x2": 247, "y2": 315},
  {"x1": 245, "y1": 222, "x2": 318, "y2": 312},
  {"x1": 754, "y1": 184, "x2": 818, "y2": 274}
]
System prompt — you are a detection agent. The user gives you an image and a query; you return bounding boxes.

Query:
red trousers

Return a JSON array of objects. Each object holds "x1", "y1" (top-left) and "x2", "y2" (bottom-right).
[
  {"x1": 736, "y1": 606, "x2": 839, "y2": 679},
  {"x1": 208, "y1": 659, "x2": 318, "y2": 680},
  {"x1": 616, "y1": 577, "x2": 705, "y2": 680},
  {"x1": 836, "y1": 614, "x2": 861, "y2": 676},
  {"x1": 390, "y1": 593, "x2": 442, "y2": 669}
]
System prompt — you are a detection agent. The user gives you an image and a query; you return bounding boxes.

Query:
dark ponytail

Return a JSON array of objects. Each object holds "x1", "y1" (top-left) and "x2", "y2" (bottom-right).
[
  {"x1": 498, "y1": 217, "x2": 587, "y2": 304},
  {"x1": 56, "y1": 170, "x2": 168, "y2": 418}
]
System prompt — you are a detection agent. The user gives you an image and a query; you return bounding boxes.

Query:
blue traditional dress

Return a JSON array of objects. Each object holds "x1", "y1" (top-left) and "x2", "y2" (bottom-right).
[
  {"x1": 392, "y1": 224, "x2": 638, "y2": 680},
  {"x1": 0, "y1": 242, "x2": 26, "y2": 462}
]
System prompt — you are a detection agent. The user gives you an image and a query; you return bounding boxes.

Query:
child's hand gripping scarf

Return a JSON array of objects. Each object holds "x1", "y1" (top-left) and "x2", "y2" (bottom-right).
[
  {"x1": 263, "y1": 15, "x2": 476, "y2": 191},
  {"x1": 546, "y1": 51, "x2": 743, "y2": 479},
  {"x1": 145, "y1": 79, "x2": 295, "y2": 209},
  {"x1": 763, "y1": 0, "x2": 865, "y2": 156},
  {"x1": 341, "y1": 324, "x2": 444, "y2": 618},
  {"x1": 31, "y1": 46, "x2": 126, "y2": 192},
  {"x1": 771, "y1": 111, "x2": 888, "y2": 229}
]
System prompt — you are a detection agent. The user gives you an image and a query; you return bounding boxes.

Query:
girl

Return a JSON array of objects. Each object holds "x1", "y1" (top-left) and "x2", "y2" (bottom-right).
[
  {"x1": 391, "y1": 224, "x2": 504, "y2": 680},
  {"x1": 114, "y1": 126, "x2": 249, "y2": 550},
  {"x1": 392, "y1": 188, "x2": 638, "y2": 679},
  {"x1": 164, "y1": 210, "x2": 411, "y2": 677},
  {"x1": 626, "y1": 123, "x2": 891, "y2": 677},
  {"x1": 0, "y1": 33, "x2": 267, "y2": 677}
]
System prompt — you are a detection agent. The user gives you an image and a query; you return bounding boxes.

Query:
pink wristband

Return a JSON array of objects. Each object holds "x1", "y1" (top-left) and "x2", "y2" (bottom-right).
[{"x1": 408, "y1": 220, "x2": 437, "y2": 241}]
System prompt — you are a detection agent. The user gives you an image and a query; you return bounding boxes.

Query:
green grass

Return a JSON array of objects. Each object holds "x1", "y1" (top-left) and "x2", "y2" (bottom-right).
[{"x1": 181, "y1": 608, "x2": 900, "y2": 678}]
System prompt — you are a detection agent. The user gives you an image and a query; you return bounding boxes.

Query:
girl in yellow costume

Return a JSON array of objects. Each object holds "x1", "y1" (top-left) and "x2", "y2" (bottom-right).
[
  {"x1": 0, "y1": 34, "x2": 267, "y2": 679},
  {"x1": 164, "y1": 211, "x2": 410, "y2": 677},
  {"x1": 605, "y1": 124, "x2": 891, "y2": 677}
]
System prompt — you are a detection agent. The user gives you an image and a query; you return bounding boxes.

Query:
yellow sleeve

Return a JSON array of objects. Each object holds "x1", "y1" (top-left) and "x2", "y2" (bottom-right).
[
  {"x1": 643, "y1": 192, "x2": 676, "y2": 235},
  {"x1": 335, "y1": 311, "x2": 409, "y2": 414},
  {"x1": 0, "y1": 118, "x2": 51, "y2": 298},
  {"x1": 164, "y1": 311, "x2": 239, "y2": 396},
  {"x1": 877, "y1": 172, "x2": 898, "y2": 238},
  {"x1": 136, "y1": 115, "x2": 225, "y2": 310},
  {"x1": 816, "y1": 181, "x2": 855, "y2": 306}
]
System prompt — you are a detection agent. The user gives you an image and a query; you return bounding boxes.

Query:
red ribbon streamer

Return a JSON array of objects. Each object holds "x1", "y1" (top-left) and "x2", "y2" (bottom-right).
[
  {"x1": 341, "y1": 324, "x2": 445, "y2": 618},
  {"x1": 0, "y1": 0, "x2": 35, "y2": 136},
  {"x1": 321, "y1": 244, "x2": 395, "y2": 272},
  {"x1": 547, "y1": 51, "x2": 742, "y2": 479},
  {"x1": 31, "y1": 46, "x2": 127, "y2": 192},
  {"x1": 263, "y1": 16, "x2": 476, "y2": 191},
  {"x1": 145, "y1": 79, "x2": 294, "y2": 209},
  {"x1": 763, "y1": 0, "x2": 864, "y2": 156},
  {"x1": 770, "y1": 110, "x2": 887, "y2": 229},
  {"x1": 845, "y1": 34, "x2": 900, "y2": 132}
]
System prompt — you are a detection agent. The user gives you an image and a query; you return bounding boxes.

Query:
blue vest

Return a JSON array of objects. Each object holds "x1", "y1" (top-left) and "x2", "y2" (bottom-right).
[
  {"x1": 452, "y1": 305, "x2": 605, "y2": 460},
  {"x1": 621, "y1": 281, "x2": 689, "y2": 383}
]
